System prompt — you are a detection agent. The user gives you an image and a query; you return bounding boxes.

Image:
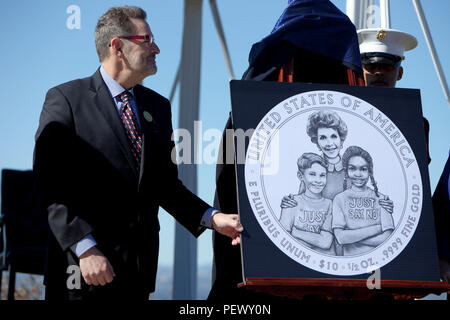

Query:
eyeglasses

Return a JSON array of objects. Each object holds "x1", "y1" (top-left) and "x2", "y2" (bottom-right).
[{"x1": 118, "y1": 34, "x2": 155, "y2": 45}]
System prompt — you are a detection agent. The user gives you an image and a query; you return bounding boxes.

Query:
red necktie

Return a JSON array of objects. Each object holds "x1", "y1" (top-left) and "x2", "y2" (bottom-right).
[{"x1": 120, "y1": 91, "x2": 142, "y2": 170}]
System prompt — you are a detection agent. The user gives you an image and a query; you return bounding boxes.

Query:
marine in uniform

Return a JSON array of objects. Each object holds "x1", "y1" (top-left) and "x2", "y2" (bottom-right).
[
  {"x1": 358, "y1": 28, "x2": 430, "y2": 163},
  {"x1": 359, "y1": 28, "x2": 449, "y2": 286}
]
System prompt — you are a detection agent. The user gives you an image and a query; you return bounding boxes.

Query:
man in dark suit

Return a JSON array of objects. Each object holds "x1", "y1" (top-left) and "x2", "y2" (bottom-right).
[{"x1": 34, "y1": 6, "x2": 242, "y2": 300}]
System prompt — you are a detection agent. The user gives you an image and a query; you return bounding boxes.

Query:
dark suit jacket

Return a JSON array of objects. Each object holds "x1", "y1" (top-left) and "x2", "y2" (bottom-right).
[
  {"x1": 34, "y1": 69, "x2": 210, "y2": 299},
  {"x1": 209, "y1": 117, "x2": 281, "y2": 302},
  {"x1": 209, "y1": 116, "x2": 247, "y2": 301},
  {"x1": 432, "y1": 154, "x2": 450, "y2": 262}
]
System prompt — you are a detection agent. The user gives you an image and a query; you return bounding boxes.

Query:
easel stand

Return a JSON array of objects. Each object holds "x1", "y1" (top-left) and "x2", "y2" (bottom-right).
[{"x1": 239, "y1": 278, "x2": 450, "y2": 300}]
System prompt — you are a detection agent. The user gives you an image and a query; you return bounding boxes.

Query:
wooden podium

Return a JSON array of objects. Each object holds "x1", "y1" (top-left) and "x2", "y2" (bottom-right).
[{"x1": 238, "y1": 278, "x2": 450, "y2": 300}]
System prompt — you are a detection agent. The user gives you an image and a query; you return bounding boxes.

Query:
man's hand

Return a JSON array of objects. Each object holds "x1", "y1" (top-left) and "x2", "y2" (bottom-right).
[
  {"x1": 379, "y1": 195, "x2": 394, "y2": 214},
  {"x1": 280, "y1": 194, "x2": 297, "y2": 209},
  {"x1": 439, "y1": 259, "x2": 450, "y2": 283},
  {"x1": 212, "y1": 213, "x2": 243, "y2": 246},
  {"x1": 79, "y1": 247, "x2": 116, "y2": 286}
]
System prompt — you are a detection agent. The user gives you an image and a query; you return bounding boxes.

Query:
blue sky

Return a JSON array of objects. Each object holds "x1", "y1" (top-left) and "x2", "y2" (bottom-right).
[{"x1": 1, "y1": 0, "x2": 449, "y2": 285}]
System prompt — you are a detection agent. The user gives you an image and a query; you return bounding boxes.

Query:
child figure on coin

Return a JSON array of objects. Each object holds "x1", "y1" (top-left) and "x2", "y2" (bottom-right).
[
  {"x1": 332, "y1": 146, "x2": 395, "y2": 256},
  {"x1": 279, "y1": 153, "x2": 336, "y2": 255}
]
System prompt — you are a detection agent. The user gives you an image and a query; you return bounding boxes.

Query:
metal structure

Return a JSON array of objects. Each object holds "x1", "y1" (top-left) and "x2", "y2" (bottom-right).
[
  {"x1": 412, "y1": 0, "x2": 449, "y2": 104},
  {"x1": 346, "y1": 0, "x2": 449, "y2": 104},
  {"x1": 172, "y1": 0, "x2": 234, "y2": 299},
  {"x1": 380, "y1": 0, "x2": 391, "y2": 28},
  {"x1": 172, "y1": 0, "x2": 203, "y2": 300},
  {"x1": 346, "y1": 0, "x2": 373, "y2": 29}
]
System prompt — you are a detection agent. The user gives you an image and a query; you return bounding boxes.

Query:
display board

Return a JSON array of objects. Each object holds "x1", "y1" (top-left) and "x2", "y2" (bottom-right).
[{"x1": 231, "y1": 80, "x2": 440, "y2": 282}]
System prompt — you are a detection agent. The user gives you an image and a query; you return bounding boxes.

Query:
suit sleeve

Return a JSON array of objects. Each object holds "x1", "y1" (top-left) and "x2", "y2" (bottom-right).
[
  {"x1": 155, "y1": 99, "x2": 211, "y2": 237},
  {"x1": 34, "y1": 87, "x2": 94, "y2": 252}
]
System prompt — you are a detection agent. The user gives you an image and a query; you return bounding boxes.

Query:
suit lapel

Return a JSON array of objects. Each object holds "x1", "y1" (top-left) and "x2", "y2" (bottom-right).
[
  {"x1": 90, "y1": 70, "x2": 139, "y2": 178},
  {"x1": 134, "y1": 86, "x2": 157, "y2": 186}
]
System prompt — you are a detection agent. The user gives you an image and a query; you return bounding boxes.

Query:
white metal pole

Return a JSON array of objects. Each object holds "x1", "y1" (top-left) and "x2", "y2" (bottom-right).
[
  {"x1": 346, "y1": 0, "x2": 372, "y2": 30},
  {"x1": 173, "y1": 0, "x2": 203, "y2": 300},
  {"x1": 380, "y1": 0, "x2": 391, "y2": 28},
  {"x1": 209, "y1": 0, "x2": 235, "y2": 80},
  {"x1": 346, "y1": 0, "x2": 358, "y2": 28},
  {"x1": 361, "y1": 0, "x2": 372, "y2": 29},
  {"x1": 412, "y1": 0, "x2": 450, "y2": 104},
  {"x1": 169, "y1": 64, "x2": 180, "y2": 104}
]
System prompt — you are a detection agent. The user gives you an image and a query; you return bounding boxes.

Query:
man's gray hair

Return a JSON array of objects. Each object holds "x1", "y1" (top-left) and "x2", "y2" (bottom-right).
[{"x1": 94, "y1": 6, "x2": 147, "y2": 62}]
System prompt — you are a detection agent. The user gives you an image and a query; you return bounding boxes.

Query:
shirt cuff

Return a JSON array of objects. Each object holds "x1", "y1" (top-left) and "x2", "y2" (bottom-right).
[
  {"x1": 201, "y1": 208, "x2": 219, "y2": 229},
  {"x1": 70, "y1": 234, "x2": 97, "y2": 258}
]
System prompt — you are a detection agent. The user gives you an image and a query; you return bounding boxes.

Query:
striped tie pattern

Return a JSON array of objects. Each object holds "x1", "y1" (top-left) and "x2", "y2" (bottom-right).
[{"x1": 120, "y1": 91, "x2": 142, "y2": 170}]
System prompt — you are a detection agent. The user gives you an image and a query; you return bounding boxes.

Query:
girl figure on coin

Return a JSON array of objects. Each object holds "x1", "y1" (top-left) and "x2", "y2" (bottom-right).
[
  {"x1": 279, "y1": 153, "x2": 336, "y2": 255},
  {"x1": 332, "y1": 146, "x2": 395, "y2": 256}
]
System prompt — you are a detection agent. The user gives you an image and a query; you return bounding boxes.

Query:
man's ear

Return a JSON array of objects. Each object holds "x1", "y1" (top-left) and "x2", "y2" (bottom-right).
[
  {"x1": 110, "y1": 38, "x2": 122, "y2": 55},
  {"x1": 397, "y1": 66, "x2": 403, "y2": 81}
]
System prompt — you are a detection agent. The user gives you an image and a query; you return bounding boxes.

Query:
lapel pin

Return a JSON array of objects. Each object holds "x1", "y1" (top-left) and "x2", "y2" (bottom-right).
[{"x1": 143, "y1": 111, "x2": 153, "y2": 123}]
